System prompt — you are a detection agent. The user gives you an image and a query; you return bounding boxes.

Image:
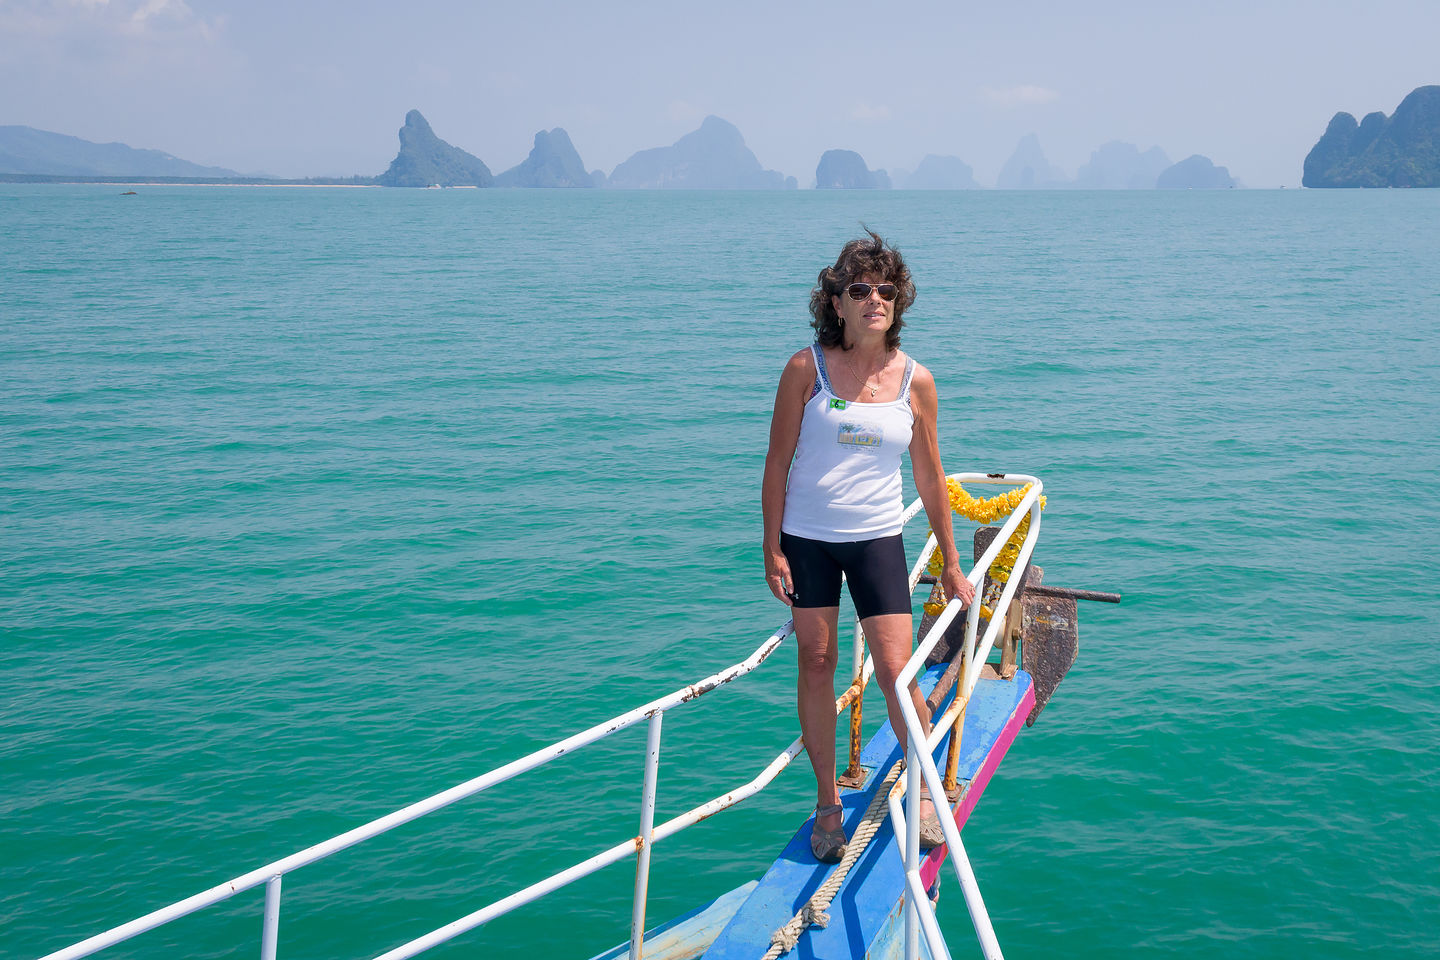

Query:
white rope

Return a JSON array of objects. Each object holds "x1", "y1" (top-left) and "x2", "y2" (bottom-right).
[{"x1": 761, "y1": 757, "x2": 909, "y2": 960}]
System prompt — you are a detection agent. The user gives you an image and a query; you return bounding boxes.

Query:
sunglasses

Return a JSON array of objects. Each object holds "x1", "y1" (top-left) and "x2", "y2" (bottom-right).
[{"x1": 845, "y1": 282, "x2": 898, "y2": 302}]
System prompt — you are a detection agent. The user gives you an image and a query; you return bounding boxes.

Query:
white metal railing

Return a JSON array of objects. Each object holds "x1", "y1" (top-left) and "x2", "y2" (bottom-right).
[
  {"x1": 38, "y1": 612, "x2": 879, "y2": 960},
  {"x1": 40, "y1": 471, "x2": 1037, "y2": 960},
  {"x1": 890, "y1": 473, "x2": 1045, "y2": 960},
  {"x1": 37, "y1": 625, "x2": 794, "y2": 960}
]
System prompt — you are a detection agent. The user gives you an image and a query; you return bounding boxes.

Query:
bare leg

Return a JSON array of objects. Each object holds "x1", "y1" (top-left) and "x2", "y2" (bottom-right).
[
  {"x1": 863, "y1": 612, "x2": 938, "y2": 819},
  {"x1": 794, "y1": 605, "x2": 843, "y2": 835}
]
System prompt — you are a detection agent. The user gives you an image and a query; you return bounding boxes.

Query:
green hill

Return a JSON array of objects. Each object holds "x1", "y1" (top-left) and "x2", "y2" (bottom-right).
[{"x1": 0, "y1": 125, "x2": 240, "y2": 177}]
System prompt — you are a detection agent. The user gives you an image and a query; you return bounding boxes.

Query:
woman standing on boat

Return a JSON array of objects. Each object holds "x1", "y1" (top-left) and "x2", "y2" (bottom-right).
[{"x1": 762, "y1": 230, "x2": 974, "y2": 863}]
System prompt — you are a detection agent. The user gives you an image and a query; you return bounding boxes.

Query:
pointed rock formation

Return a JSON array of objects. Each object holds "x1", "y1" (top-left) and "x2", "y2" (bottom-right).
[
  {"x1": 901, "y1": 154, "x2": 981, "y2": 189},
  {"x1": 607, "y1": 116, "x2": 790, "y2": 189},
  {"x1": 495, "y1": 128, "x2": 593, "y2": 187},
  {"x1": 1303, "y1": 86, "x2": 1440, "y2": 187},
  {"x1": 815, "y1": 149, "x2": 890, "y2": 188},
  {"x1": 1305, "y1": 113, "x2": 1364, "y2": 186},
  {"x1": 1156, "y1": 155, "x2": 1237, "y2": 189},
  {"x1": 1073, "y1": 141, "x2": 1171, "y2": 189},
  {"x1": 996, "y1": 134, "x2": 1066, "y2": 188},
  {"x1": 377, "y1": 110, "x2": 492, "y2": 187}
]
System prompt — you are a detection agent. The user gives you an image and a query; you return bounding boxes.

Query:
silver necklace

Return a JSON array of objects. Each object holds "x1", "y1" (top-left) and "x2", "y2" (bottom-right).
[{"x1": 844, "y1": 350, "x2": 889, "y2": 398}]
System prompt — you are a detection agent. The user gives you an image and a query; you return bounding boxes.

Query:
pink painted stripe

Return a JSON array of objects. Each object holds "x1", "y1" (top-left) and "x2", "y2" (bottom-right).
[{"x1": 919, "y1": 682, "x2": 1036, "y2": 887}]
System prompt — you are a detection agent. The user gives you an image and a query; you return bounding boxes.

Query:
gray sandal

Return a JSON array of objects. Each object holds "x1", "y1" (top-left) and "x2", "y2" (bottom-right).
[
  {"x1": 810, "y1": 803, "x2": 847, "y2": 864},
  {"x1": 917, "y1": 790, "x2": 947, "y2": 850}
]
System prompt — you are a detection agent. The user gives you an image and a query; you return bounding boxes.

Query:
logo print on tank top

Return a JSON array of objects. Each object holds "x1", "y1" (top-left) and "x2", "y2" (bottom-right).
[{"x1": 837, "y1": 421, "x2": 884, "y2": 448}]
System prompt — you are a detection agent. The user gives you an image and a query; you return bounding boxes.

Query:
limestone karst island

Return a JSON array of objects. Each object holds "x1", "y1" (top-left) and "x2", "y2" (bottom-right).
[
  {"x1": 4, "y1": 88, "x2": 1440, "y2": 187},
  {"x1": 1303, "y1": 85, "x2": 1440, "y2": 188}
]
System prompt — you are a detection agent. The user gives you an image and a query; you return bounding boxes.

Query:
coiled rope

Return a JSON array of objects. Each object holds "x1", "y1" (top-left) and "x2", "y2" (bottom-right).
[{"x1": 762, "y1": 756, "x2": 911, "y2": 960}]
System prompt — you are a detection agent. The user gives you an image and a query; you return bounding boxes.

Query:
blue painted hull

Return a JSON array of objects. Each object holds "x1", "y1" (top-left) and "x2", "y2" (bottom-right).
[{"x1": 591, "y1": 664, "x2": 1035, "y2": 960}]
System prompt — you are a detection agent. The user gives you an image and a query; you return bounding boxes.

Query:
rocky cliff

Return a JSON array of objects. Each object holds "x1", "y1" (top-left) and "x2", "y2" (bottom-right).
[
  {"x1": 377, "y1": 110, "x2": 492, "y2": 187},
  {"x1": 1303, "y1": 86, "x2": 1440, "y2": 187},
  {"x1": 494, "y1": 128, "x2": 592, "y2": 187},
  {"x1": 815, "y1": 149, "x2": 890, "y2": 189}
]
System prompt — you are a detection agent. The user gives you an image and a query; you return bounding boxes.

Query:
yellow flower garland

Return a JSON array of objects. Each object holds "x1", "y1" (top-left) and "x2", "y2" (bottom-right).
[{"x1": 923, "y1": 479, "x2": 1046, "y2": 617}]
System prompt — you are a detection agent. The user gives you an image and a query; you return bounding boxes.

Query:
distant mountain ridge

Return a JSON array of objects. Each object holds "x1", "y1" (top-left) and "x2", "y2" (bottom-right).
[
  {"x1": 377, "y1": 110, "x2": 491, "y2": 187},
  {"x1": 1303, "y1": 86, "x2": 1440, "y2": 188},
  {"x1": 0, "y1": 125, "x2": 240, "y2": 178},
  {"x1": 1074, "y1": 141, "x2": 1171, "y2": 189},
  {"x1": 608, "y1": 116, "x2": 793, "y2": 189}
]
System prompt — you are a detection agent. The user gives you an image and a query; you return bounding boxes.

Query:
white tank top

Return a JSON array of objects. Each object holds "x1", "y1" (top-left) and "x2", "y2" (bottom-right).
[{"x1": 781, "y1": 343, "x2": 916, "y2": 542}]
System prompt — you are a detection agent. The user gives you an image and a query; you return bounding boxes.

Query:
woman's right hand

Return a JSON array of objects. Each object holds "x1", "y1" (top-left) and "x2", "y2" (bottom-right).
[{"x1": 765, "y1": 548, "x2": 794, "y2": 606}]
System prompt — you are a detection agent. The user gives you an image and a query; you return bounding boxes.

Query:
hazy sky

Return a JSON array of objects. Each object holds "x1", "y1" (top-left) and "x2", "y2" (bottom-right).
[{"x1": 2, "y1": 0, "x2": 1436, "y2": 187}]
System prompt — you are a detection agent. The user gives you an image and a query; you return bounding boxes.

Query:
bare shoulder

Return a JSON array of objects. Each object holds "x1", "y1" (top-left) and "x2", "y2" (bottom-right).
[
  {"x1": 779, "y1": 346, "x2": 816, "y2": 387},
  {"x1": 772, "y1": 347, "x2": 818, "y2": 411},
  {"x1": 784, "y1": 346, "x2": 816, "y2": 375},
  {"x1": 907, "y1": 357, "x2": 937, "y2": 399}
]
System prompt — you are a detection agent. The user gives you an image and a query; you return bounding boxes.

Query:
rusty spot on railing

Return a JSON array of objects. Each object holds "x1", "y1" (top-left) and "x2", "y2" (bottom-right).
[
  {"x1": 834, "y1": 676, "x2": 866, "y2": 712},
  {"x1": 942, "y1": 704, "x2": 965, "y2": 801},
  {"x1": 682, "y1": 674, "x2": 729, "y2": 703},
  {"x1": 690, "y1": 799, "x2": 730, "y2": 826},
  {"x1": 674, "y1": 636, "x2": 786, "y2": 706}
]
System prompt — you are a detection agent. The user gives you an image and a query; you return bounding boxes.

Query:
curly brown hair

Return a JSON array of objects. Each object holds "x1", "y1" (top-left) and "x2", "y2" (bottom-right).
[{"x1": 808, "y1": 229, "x2": 915, "y2": 351}]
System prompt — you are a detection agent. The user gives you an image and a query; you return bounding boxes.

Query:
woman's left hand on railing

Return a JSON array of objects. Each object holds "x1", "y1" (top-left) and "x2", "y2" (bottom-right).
[{"x1": 939, "y1": 562, "x2": 974, "y2": 609}]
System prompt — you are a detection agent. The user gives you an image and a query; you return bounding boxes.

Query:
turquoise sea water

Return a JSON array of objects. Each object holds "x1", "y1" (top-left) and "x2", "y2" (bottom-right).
[{"x1": 3, "y1": 185, "x2": 1438, "y2": 959}]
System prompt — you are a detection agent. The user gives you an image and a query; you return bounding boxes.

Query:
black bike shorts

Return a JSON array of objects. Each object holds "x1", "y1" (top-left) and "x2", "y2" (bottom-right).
[{"x1": 779, "y1": 531, "x2": 912, "y2": 620}]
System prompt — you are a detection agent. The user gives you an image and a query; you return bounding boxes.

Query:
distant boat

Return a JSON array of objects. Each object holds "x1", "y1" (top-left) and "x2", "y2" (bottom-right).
[
  {"x1": 121, "y1": 191, "x2": 137, "y2": 196},
  {"x1": 425, "y1": 183, "x2": 442, "y2": 189}
]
